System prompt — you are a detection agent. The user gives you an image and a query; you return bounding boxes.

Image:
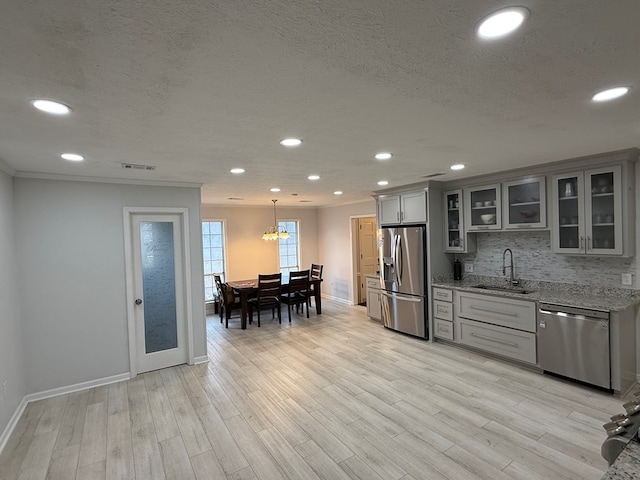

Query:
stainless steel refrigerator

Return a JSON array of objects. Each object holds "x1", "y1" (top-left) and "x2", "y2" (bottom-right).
[{"x1": 379, "y1": 226, "x2": 427, "y2": 338}]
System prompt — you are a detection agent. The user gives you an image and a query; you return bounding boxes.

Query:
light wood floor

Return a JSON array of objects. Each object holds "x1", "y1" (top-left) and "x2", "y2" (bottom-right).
[{"x1": 0, "y1": 299, "x2": 629, "y2": 480}]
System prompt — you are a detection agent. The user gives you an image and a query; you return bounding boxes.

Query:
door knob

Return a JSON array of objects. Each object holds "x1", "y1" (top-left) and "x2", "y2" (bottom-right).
[{"x1": 135, "y1": 298, "x2": 142, "y2": 305}]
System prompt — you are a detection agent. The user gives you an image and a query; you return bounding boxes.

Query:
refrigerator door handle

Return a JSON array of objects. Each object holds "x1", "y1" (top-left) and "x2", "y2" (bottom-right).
[
  {"x1": 398, "y1": 235, "x2": 403, "y2": 285},
  {"x1": 394, "y1": 235, "x2": 402, "y2": 286},
  {"x1": 380, "y1": 291, "x2": 422, "y2": 303}
]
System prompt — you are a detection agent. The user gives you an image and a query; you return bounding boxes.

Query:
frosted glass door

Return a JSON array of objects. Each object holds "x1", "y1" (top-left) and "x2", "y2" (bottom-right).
[
  {"x1": 131, "y1": 214, "x2": 187, "y2": 373},
  {"x1": 140, "y1": 221, "x2": 177, "y2": 353}
]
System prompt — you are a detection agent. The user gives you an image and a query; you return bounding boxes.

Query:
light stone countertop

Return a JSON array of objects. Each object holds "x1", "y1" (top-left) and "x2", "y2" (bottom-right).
[
  {"x1": 431, "y1": 276, "x2": 640, "y2": 312},
  {"x1": 601, "y1": 440, "x2": 640, "y2": 479}
]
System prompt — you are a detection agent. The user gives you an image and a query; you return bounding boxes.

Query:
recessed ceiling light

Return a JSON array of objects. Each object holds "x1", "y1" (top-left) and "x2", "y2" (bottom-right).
[
  {"x1": 375, "y1": 152, "x2": 393, "y2": 160},
  {"x1": 334, "y1": 191, "x2": 343, "y2": 195},
  {"x1": 32, "y1": 99, "x2": 71, "y2": 115},
  {"x1": 450, "y1": 164, "x2": 465, "y2": 171},
  {"x1": 308, "y1": 175, "x2": 320, "y2": 180},
  {"x1": 477, "y1": 7, "x2": 529, "y2": 39},
  {"x1": 230, "y1": 168, "x2": 245, "y2": 174},
  {"x1": 377, "y1": 180, "x2": 389, "y2": 186},
  {"x1": 61, "y1": 153, "x2": 84, "y2": 161},
  {"x1": 280, "y1": 138, "x2": 302, "y2": 147},
  {"x1": 592, "y1": 87, "x2": 630, "y2": 102},
  {"x1": 270, "y1": 187, "x2": 281, "y2": 192}
]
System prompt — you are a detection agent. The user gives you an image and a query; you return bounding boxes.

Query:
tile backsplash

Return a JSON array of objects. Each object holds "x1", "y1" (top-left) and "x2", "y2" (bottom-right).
[{"x1": 456, "y1": 230, "x2": 637, "y2": 289}]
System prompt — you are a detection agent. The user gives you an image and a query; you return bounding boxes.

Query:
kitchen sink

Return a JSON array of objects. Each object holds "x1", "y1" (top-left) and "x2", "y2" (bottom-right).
[{"x1": 471, "y1": 284, "x2": 534, "y2": 295}]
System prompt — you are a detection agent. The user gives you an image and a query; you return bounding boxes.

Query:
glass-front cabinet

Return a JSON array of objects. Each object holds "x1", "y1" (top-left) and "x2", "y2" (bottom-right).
[
  {"x1": 465, "y1": 184, "x2": 501, "y2": 231},
  {"x1": 503, "y1": 176, "x2": 546, "y2": 229},
  {"x1": 444, "y1": 189, "x2": 476, "y2": 253},
  {"x1": 552, "y1": 166, "x2": 623, "y2": 255}
]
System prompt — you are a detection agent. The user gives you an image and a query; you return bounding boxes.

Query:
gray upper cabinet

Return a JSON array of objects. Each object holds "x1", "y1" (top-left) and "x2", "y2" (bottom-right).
[
  {"x1": 502, "y1": 176, "x2": 547, "y2": 229},
  {"x1": 465, "y1": 183, "x2": 502, "y2": 231},
  {"x1": 551, "y1": 165, "x2": 629, "y2": 256},
  {"x1": 444, "y1": 189, "x2": 476, "y2": 253},
  {"x1": 378, "y1": 191, "x2": 426, "y2": 225}
]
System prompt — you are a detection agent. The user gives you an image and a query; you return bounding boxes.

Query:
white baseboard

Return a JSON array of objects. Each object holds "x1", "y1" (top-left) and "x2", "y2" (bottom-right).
[
  {"x1": 321, "y1": 294, "x2": 352, "y2": 306},
  {"x1": 25, "y1": 372, "x2": 131, "y2": 403},
  {"x1": 0, "y1": 396, "x2": 28, "y2": 456},
  {"x1": 193, "y1": 355, "x2": 209, "y2": 365}
]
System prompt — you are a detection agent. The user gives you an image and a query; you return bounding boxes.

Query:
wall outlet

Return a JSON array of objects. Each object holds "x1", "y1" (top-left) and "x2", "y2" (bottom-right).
[
  {"x1": 464, "y1": 263, "x2": 473, "y2": 273},
  {"x1": 622, "y1": 273, "x2": 634, "y2": 285}
]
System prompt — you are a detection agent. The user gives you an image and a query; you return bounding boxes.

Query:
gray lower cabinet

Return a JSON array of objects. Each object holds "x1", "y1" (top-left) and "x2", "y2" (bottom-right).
[
  {"x1": 457, "y1": 318, "x2": 536, "y2": 364},
  {"x1": 366, "y1": 275, "x2": 381, "y2": 321},
  {"x1": 454, "y1": 290, "x2": 537, "y2": 365},
  {"x1": 433, "y1": 288, "x2": 454, "y2": 340}
]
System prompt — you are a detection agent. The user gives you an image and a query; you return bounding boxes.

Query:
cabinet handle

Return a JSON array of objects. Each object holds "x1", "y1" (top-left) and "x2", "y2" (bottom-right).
[
  {"x1": 477, "y1": 226, "x2": 489, "y2": 230},
  {"x1": 397, "y1": 212, "x2": 400, "y2": 222},
  {"x1": 580, "y1": 236, "x2": 585, "y2": 250},
  {"x1": 587, "y1": 236, "x2": 591, "y2": 251},
  {"x1": 469, "y1": 305, "x2": 518, "y2": 317},
  {"x1": 435, "y1": 292, "x2": 449, "y2": 298},
  {"x1": 470, "y1": 332, "x2": 518, "y2": 348}
]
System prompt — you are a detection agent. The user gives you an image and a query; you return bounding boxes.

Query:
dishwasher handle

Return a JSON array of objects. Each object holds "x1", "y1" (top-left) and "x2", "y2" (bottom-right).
[{"x1": 538, "y1": 303, "x2": 609, "y2": 320}]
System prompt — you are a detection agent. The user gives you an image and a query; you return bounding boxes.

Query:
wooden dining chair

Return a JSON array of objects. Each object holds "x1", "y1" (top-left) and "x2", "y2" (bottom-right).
[
  {"x1": 280, "y1": 269, "x2": 310, "y2": 321},
  {"x1": 308, "y1": 263, "x2": 323, "y2": 309},
  {"x1": 247, "y1": 273, "x2": 282, "y2": 327},
  {"x1": 214, "y1": 274, "x2": 242, "y2": 328}
]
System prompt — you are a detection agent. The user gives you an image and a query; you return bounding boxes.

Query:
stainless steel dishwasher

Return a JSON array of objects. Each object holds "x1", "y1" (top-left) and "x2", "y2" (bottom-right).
[{"x1": 537, "y1": 302, "x2": 610, "y2": 389}]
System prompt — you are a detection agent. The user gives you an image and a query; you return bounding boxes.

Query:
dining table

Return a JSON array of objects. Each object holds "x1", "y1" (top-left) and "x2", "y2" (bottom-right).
[{"x1": 227, "y1": 276, "x2": 323, "y2": 329}]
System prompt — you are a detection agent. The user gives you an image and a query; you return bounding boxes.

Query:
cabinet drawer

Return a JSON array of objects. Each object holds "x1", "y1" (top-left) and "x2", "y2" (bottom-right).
[
  {"x1": 457, "y1": 318, "x2": 536, "y2": 364},
  {"x1": 432, "y1": 288, "x2": 453, "y2": 302},
  {"x1": 433, "y1": 300, "x2": 453, "y2": 321},
  {"x1": 434, "y1": 318, "x2": 454, "y2": 340},
  {"x1": 456, "y1": 291, "x2": 536, "y2": 333},
  {"x1": 366, "y1": 277, "x2": 381, "y2": 290}
]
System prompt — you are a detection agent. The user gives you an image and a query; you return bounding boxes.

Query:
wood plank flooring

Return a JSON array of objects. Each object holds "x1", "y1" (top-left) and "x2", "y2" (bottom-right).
[{"x1": 0, "y1": 299, "x2": 628, "y2": 479}]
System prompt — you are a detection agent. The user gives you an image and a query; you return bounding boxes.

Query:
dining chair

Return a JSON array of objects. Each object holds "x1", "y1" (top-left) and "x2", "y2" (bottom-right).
[
  {"x1": 308, "y1": 263, "x2": 323, "y2": 309},
  {"x1": 280, "y1": 269, "x2": 310, "y2": 321},
  {"x1": 248, "y1": 273, "x2": 282, "y2": 327},
  {"x1": 214, "y1": 274, "x2": 242, "y2": 328}
]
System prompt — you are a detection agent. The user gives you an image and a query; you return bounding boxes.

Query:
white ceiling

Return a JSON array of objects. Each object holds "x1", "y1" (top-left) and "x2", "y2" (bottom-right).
[{"x1": 1, "y1": 1, "x2": 639, "y2": 206}]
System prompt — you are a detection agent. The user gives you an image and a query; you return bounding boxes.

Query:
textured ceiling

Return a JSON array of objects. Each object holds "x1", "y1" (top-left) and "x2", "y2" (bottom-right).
[{"x1": 1, "y1": 1, "x2": 639, "y2": 206}]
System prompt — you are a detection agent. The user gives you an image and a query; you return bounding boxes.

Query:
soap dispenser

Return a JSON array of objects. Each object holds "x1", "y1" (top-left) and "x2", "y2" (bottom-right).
[{"x1": 453, "y1": 259, "x2": 462, "y2": 281}]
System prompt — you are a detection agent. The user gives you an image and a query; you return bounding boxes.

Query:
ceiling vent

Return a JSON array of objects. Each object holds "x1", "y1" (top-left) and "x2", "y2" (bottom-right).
[
  {"x1": 422, "y1": 172, "x2": 445, "y2": 178},
  {"x1": 121, "y1": 163, "x2": 156, "y2": 171}
]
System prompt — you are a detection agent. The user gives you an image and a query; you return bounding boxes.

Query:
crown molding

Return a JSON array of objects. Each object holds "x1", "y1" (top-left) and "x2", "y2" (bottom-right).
[{"x1": 13, "y1": 171, "x2": 202, "y2": 188}]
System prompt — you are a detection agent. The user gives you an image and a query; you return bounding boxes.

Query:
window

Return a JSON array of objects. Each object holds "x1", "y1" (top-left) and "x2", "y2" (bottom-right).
[
  {"x1": 278, "y1": 220, "x2": 299, "y2": 274},
  {"x1": 202, "y1": 220, "x2": 226, "y2": 302}
]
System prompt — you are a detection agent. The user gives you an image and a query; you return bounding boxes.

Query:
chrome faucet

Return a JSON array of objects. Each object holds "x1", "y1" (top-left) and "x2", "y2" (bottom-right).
[{"x1": 502, "y1": 248, "x2": 519, "y2": 286}]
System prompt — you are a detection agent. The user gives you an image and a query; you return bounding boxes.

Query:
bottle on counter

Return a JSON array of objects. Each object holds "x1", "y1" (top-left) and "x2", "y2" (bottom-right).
[{"x1": 453, "y1": 259, "x2": 462, "y2": 281}]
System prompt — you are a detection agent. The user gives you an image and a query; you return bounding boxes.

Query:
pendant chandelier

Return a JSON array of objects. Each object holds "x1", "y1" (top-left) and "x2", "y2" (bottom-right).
[{"x1": 262, "y1": 199, "x2": 290, "y2": 240}]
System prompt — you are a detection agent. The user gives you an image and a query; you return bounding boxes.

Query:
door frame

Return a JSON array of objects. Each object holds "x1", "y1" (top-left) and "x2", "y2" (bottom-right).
[
  {"x1": 349, "y1": 214, "x2": 378, "y2": 306},
  {"x1": 123, "y1": 207, "x2": 195, "y2": 377}
]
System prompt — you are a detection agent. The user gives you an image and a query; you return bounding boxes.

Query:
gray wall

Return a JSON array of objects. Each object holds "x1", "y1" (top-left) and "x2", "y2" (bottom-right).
[
  {"x1": 14, "y1": 178, "x2": 206, "y2": 394},
  {"x1": 457, "y1": 230, "x2": 637, "y2": 287},
  {"x1": 0, "y1": 171, "x2": 26, "y2": 439},
  {"x1": 317, "y1": 200, "x2": 377, "y2": 303}
]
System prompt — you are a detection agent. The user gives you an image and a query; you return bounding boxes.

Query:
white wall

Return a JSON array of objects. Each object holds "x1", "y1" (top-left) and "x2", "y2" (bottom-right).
[
  {"x1": 201, "y1": 204, "x2": 319, "y2": 280},
  {"x1": 0, "y1": 171, "x2": 26, "y2": 438},
  {"x1": 318, "y1": 200, "x2": 377, "y2": 303},
  {"x1": 14, "y1": 178, "x2": 206, "y2": 394}
]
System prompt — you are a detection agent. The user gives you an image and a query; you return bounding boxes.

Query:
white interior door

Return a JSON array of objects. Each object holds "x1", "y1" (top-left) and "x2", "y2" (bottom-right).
[
  {"x1": 127, "y1": 212, "x2": 188, "y2": 374},
  {"x1": 358, "y1": 217, "x2": 378, "y2": 303}
]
